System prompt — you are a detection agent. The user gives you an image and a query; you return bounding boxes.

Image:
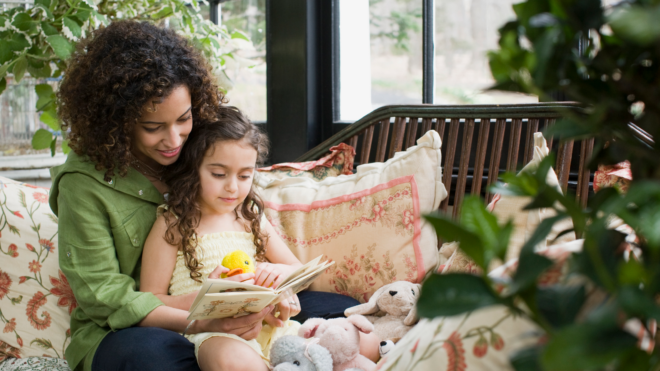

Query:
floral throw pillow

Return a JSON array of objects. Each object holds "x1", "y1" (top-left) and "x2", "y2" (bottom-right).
[
  {"x1": 0, "y1": 177, "x2": 74, "y2": 361},
  {"x1": 256, "y1": 131, "x2": 447, "y2": 303},
  {"x1": 258, "y1": 143, "x2": 355, "y2": 181}
]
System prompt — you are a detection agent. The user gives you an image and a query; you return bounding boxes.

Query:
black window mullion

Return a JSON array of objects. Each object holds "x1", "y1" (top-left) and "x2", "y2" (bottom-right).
[{"x1": 422, "y1": 0, "x2": 435, "y2": 104}]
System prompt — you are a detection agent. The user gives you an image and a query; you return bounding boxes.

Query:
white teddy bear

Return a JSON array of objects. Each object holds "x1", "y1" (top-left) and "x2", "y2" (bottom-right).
[{"x1": 344, "y1": 281, "x2": 421, "y2": 341}]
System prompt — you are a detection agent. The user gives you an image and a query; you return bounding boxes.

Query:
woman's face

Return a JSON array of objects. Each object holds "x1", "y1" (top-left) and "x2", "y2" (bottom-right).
[{"x1": 132, "y1": 85, "x2": 193, "y2": 167}]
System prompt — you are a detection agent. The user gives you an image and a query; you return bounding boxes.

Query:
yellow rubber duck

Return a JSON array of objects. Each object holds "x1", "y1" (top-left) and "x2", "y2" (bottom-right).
[{"x1": 221, "y1": 250, "x2": 255, "y2": 278}]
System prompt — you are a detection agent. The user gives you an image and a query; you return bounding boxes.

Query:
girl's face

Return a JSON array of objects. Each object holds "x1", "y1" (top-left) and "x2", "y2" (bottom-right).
[
  {"x1": 132, "y1": 85, "x2": 193, "y2": 167},
  {"x1": 197, "y1": 139, "x2": 258, "y2": 216}
]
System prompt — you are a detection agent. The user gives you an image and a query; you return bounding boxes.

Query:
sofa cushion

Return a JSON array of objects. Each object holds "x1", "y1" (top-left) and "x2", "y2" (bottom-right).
[
  {"x1": 255, "y1": 130, "x2": 447, "y2": 302},
  {"x1": 0, "y1": 177, "x2": 73, "y2": 361},
  {"x1": 257, "y1": 143, "x2": 355, "y2": 181},
  {"x1": 487, "y1": 132, "x2": 575, "y2": 264},
  {"x1": 0, "y1": 357, "x2": 70, "y2": 370},
  {"x1": 375, "y1": 305, "x2": 540, "y2": 371}
]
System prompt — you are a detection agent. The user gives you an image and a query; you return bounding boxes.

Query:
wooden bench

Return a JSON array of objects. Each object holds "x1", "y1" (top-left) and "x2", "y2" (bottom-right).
[{"x1": 297, "y1": 103, "x2": 593, "y2": 218}]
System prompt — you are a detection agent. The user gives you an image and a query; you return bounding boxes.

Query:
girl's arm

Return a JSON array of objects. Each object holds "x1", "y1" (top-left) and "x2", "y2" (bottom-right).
[
  {"x1": 255, "y1": 218, "x2": 302, "y2": 288},
  {"x1": 140, "y1": 214, "x2": 198, "y2": 311}
]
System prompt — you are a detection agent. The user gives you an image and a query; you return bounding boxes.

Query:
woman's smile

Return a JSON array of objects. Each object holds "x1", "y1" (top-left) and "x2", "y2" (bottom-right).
[{"x1": 157, "y1": 146, "x2": 182, "y2": 158}]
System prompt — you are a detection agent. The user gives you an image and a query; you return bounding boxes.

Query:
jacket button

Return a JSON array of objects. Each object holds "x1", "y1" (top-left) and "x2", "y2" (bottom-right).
[
  {"x1": 139, "y1": 190, "x2": 143, "y2": 196},
  {"x1": 133, "y1": 238, "x2": 138, "y2": 244},
  {"x1": 67, "y1": 252, "x2": 71, "y2": 257},
  {"x1": 108, "y1": 179, "x2": 113, "y2": 185}
]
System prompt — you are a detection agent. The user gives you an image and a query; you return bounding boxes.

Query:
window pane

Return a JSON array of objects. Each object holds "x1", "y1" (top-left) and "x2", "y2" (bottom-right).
[
  {"x1": 434, "y1": 0, "x2": 537, "y2": 104},
  {"x1": 339, "y1": 0, "x2": 423, "y2": 121},
  {"x1": 220, "y1": 0, "x2": 267, "y2": 122}
]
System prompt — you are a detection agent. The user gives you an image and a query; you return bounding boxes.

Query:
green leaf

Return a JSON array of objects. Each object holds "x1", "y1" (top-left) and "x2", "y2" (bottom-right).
[
  {"x1": 49, "y1": 137, "x2": 56, "y2": 156},
  {"x1": 35, "y1": 83, "x2": 55, "y2": 110},
  {"x1": 461, "y1": 196, "x2": 511, "y2": 264},
  {"x1": 424, "y1": 213, "x2": 485, "y2": 268},
  {"x1": 39, "y1": 110, "x2": 59, "y2": 131},
  {"x1": 46, "y1": 35, "x2": 74, "y2": 61},
  {"x1": 9, "y1": 224, "x2": 19, "y2": 236},
  {"x1": 41, "y1": 22, "x2": 59, "y2": 36},
  {"x1": 32, "y1": 128, "x2": 53, "y2": 150},
  {"x1": 617, "y1": 286, "x2": 660, "y2": 322},
  {"x1": 417, "y1": 274, "x2": 502, "y2": 318},
  {"x1": 510, "y1": 253, "x2": 554, "y2": 294},
  {"x1": 231, "y1": 30, "x2": 250, "y2": 41},
  {"x1": 510, "y1": 346, "x2": 543, "y2": 371},
  {"x1": 12, "y1": 55, "x2": 27, "y2": 83},
  {"x1": 12, "y1": 12, "x2": 38, "y2": 34},
  {"x1": 74, "y1": 9, "x2": 92, "y2": 23},
  {"x1": 537, "y1": 286, "x2": 586, "y2": 329},
  {"x1": 519, "y1": 215, "x2": 566, "y2": 256},
  {"x1": 27, "y1": 59, "x2": 51, "y2": 78},
  {"x1": 609, "y1": 6, "x2": 660, "y2": 46},
  {"x1": 0, "y1": 33, "x2": 31, "y2": 64},
  {"x1": 151, "y1": 6, "x2": 173, "y2": 20},
  {"x1": 61, "y1": 139, "x2": 70, "y2": 154},
  {"x1": 542, "y1": 322, "x2": 637, "y2": 370},
  {"x1": 34, "y1": 0, "x2": 51, "y2": 9},
  {"x1": 62, "y1": 17, "x2": 82, "y2": 39},
  {"x1": 0, "y1": 77, "x2": 6, "y2": 95}
]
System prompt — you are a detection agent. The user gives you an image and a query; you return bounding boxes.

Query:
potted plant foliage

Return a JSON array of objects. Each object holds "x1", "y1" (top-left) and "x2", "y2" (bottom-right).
[{"x1": 418, "y1": 0, "x2": 660, "y2": 370}]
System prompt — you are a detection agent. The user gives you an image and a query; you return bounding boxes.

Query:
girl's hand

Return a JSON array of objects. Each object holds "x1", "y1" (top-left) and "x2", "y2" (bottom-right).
[
  {"x1": 264, "y1": 294, "x2": 300, "y2": 328},
  {"x1": 254, "y1": 262, "x2": 298, "y2": 289},
  {"x1": 197, "y1": 305, "x2": 274, "y2": 340},
  {"x1": 209, "y1": 265, "x2": 255, "y2": 285}
]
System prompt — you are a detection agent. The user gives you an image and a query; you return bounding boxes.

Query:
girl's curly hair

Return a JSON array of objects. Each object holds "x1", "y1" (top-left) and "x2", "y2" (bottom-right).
[
  {"x1": 58, "y1": 20, "x2": 225, "y2": 181},
  {"x1": 164, "y1": 107, "x2": 270, "y2": 282}
]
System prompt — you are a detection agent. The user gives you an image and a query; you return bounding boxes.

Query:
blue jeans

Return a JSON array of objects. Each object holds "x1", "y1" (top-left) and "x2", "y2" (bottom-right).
[
  {"x1": 92, "y1": 327, "x2": 200, "y2": 371},
  {"x1": 92, "y1": 292, "x2": 358, "y2": 370},
  {"x1": 292, "y1": 290, "x2": 360, "y2": 323}
]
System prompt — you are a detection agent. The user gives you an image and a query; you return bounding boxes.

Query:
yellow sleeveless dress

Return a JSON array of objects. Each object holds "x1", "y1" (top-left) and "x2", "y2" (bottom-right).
[{"x1": 166, "y1": 211, "x2": 300, "y2": 363}]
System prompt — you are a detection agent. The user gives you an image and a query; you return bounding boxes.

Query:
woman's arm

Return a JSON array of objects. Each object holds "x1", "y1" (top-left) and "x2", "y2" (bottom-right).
[{"x1": 140, "y1": 214, "x2": 197, "y2": 311}]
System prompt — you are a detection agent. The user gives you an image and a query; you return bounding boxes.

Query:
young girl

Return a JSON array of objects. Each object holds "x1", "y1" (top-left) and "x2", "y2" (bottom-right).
[{"x1": 140, "y1": 107, "x2": 303, "y2": 371}]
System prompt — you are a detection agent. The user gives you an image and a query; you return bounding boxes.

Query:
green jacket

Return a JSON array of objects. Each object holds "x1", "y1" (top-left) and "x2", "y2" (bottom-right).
[{"x1": 49, "y1": 153, "x2": 165, "y2": 371}]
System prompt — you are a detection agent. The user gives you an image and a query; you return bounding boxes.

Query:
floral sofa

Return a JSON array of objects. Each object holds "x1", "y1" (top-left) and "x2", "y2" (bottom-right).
[{"x1": 0, "y1": 129, "x2": 636, "y2": 371}]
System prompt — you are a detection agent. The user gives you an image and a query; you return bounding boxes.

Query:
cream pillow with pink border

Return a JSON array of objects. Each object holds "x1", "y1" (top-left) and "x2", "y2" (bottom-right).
[{"x1": 255, "y1": 130, "x2": 447, "y2": 302}]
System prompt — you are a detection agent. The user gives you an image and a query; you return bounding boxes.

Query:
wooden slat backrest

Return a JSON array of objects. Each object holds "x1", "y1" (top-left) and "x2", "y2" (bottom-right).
[{"x1": 297, "y1": 103, "x2": 592, "y2": 218}]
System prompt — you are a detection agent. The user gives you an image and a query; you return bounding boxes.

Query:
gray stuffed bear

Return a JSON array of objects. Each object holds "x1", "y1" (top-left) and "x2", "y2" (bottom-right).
[{"x1": 270, "y1": 335, "x2": 334, "y2": 371}]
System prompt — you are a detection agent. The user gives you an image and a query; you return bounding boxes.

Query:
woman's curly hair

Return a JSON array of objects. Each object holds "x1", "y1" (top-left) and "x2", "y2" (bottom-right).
[
  {"x1": 164, "y1": 107, "x2": 270, "y2": 282},
  {"x1": 58, "y1": 20, "x2": 225, "y2": 181}
]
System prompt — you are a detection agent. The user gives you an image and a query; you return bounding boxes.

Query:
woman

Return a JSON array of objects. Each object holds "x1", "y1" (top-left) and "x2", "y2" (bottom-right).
[
  {"x1": 49, "y1": 21, "x2": 278, "y2": 371},
  {"x1": 49, "y1": 20, "x2": 374, "y2": 371}
]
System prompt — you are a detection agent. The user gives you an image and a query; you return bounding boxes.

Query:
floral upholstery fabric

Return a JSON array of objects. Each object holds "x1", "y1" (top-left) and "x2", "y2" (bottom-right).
[
  {"x1": 0, "y1": 177, "x2": 74, "y2": 362},
  {"x1": 257, "y1": 143, "x2": 355, "y2": 181},
  {"x1": 0, "y1": 357, "x2": 69, "y2": 371},
  {"x1": 255, "y1": 131, "x2": 447, "y2": 303},
  {"x1": 593, "y1": 160, "x2": 632, "y2": 193},
  {"x1": 375, "y1": 305, "x2": 540, "y2": 371}
]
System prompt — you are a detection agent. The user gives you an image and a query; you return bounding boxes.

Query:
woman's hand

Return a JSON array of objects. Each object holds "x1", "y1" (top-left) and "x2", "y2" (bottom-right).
[
  {"x1": 264, "y1": 294, "x2": 301, "y2": 328},
  {"x1": 196, "y1": 305, "x2": 275, "y2": 340},
  {"x1": 209, "y1": 265, "x2": 255, "y2": 285},
  {"x1": 254, "y1": 262, "x2": 299, "y2": 289}
]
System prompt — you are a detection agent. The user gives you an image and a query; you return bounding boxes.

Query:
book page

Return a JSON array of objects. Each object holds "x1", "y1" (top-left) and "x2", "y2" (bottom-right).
[
  {"x1": 276, "y1": 260, "x2": 335, "y2": 296},
  {"x1": 187, "y1": 291, "x2": 277, "y2": 320},
  {"x1": 190, "y1": 278, "x2": 272, "y2": 312},
  {"x1": 277, "y1": 255, "x2": 324, "y2": 289}
]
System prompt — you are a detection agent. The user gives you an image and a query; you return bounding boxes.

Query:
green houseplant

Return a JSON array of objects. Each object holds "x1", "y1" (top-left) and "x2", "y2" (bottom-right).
[
  {"x1": 0, "y1": 0, "x2": 252, "y2": 155},
  {"x1": 417, "y1": 0, "x2": 660, "y2": 370}
]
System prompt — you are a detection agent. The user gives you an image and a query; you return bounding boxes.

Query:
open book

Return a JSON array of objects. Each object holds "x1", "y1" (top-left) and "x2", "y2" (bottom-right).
[{"x1": 187, "y1": 256, "x2": 334, "y2": 320}]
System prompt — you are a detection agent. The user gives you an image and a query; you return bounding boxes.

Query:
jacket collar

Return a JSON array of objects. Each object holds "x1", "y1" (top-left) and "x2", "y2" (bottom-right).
[{"x1": 49, "y1": 152, "x2": 164, "y2": 215}]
